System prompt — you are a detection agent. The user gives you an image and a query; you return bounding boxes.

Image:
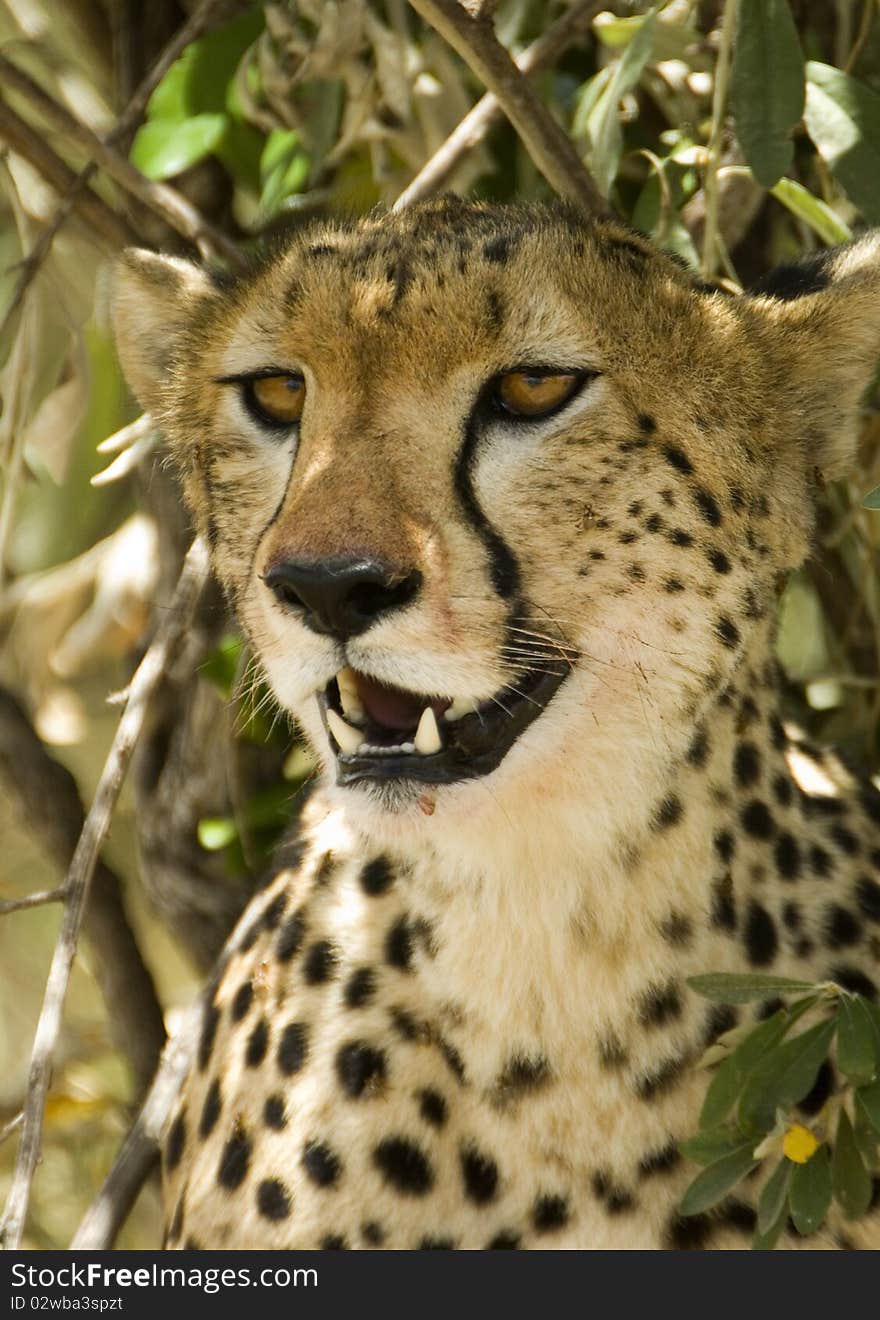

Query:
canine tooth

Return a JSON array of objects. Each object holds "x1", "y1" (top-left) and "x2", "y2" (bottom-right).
[
  {"x1": 443, "y1": 696, "x2": 478, "y2": 722},
  {"x1": 327, "y1": 708, "x2": 365, "y2": 754},
  {"x1": 337, "y1": 667, "x2": 364, "y2": 719},
  {"x1": 414, "y1": 706, "x2": 442, "y2": 755}
]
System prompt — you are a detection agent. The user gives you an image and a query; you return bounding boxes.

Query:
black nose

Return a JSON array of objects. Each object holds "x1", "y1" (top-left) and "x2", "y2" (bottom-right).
[{"x1": 264, "y1": 555, "x2": 422, "y2": 640}]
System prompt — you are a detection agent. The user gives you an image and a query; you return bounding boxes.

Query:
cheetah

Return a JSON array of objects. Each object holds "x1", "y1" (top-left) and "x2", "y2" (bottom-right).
[{"x1": 113, "y1": 199, "x2": 880, "y2": 1249}]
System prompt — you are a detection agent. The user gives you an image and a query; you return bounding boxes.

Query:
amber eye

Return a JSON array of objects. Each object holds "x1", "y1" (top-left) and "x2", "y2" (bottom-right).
[
  {"x1": 245, "y1": 373, "x2": 306, "y2": 427},
  {"x1": 495, "y1": 370, "x2": 583, "y2": 419}
]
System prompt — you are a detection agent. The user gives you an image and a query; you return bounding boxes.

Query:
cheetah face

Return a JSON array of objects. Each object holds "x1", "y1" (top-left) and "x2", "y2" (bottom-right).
[{"x1": 113, "y1": 203, "x2": 880, "y2": 823}]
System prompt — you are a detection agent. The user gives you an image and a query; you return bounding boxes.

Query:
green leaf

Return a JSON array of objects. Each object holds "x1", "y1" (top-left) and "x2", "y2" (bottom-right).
[
  {"x1": 130, "y1": 114, "x2": 227, "y2": 180},
  {"x1": 855, "y1": 1076, "x2": 880, "y2": 1135},
  {"x1": 146, "y1": 6, "x2": 265, "y2": 121},
  {"x1": 769, "y1": 178, "x2": 852, "y2": 246},
  {"x1": 837, "y1": 995, "x2": 879, "y2": 1085},
  {"x1": 700, "y1": 1010, "x2": 791, "y2": 1129},
  {"x1": 260, "y1": 129, "x2": 310, "y2": 215},
  {"x1": 587, "y1": 7, "x2": 660, "y2": 196},
  {"x1": 757, "y1": 1158, "x2": 792, "y2": 1234},
  {"x1": 752, "y1": 1197, "x2": 789, "y2": 1250},
  {"x1": 680, "y1": 1128, "x2": 751, "y2": 1166},
  {"x1": 679, "y1": 1143, "x2": 758, "y2": 1217},
  {"x1": 789, "y1": 1144, "x2": 832, "y2": 1236},
  {"x1": 832, "y1": 1110, "x2": 872, "y2": 1219},
  {"x1": 731, "y1": 0, "x2": 805, "y2": 188},
  {"x1": 863, "y1": 486, "x2": 880, "y2": 510},
  {"x1": 804, "y1": 63, "x2": 880, "y2": 223},
  {"x1": 687, "y1": 973, "x2": 819, "y2": 1003},
  {"x1": 738, "y1": 1018, "x2": 837, "y2": 1131},
  {"x1": 198, "y1": 816, "x2": 238, "y2": 851}
]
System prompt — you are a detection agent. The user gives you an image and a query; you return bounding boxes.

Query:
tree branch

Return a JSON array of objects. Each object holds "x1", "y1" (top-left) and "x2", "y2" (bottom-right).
[
  {"x1": 405, "y1": 0, "x2": 610, "y2": 215},
  {"x1": 0, "y1": 539, "x2": 210, "y2": 1251},
  {"x1": 395, "y1": 0, "x2": 604, "y2": 210},
  {"x1": 0, "y1": 687, "x2": 166, "y2": 1096},
  {"x1": 0, "y1": 887, "x2": 65, "y2": 915},
  {"x1": 0, "y1": 55, "x2": 246, "y2": 268},
  {"x1": 0, "y1": 98, "x2": 138, "y2": 249}
]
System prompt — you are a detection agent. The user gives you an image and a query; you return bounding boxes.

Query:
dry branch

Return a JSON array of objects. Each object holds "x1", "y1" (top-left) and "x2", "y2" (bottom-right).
[
  {"x1": 0, "y1": 887, "x2": 65, "y2": 915},
  {"x1": 0, "y1": 687, "x2": 166, "y2": 1095},
  {"x1": 0, "y1": 55, "x2": 245, "y2": 268},
  {"x1": 405, "y1": 0, "x2": 609, "y2": 215},
  {"x1": 0, "y1": 539, "x2": 210, "y2": 1250},
  {"x1": 0, "y1": 98, "x2": 138, "y2": 248},
  {"x1": 395, "y1": 0, "x2": 604, "y2": 210}
]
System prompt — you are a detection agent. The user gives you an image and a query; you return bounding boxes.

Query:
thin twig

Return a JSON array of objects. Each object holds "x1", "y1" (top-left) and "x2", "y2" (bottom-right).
[
  {"x1": 0, "y1": 0, "x2": 245, "y2": 344},
  {"x1": 0, "y1": 99, "x2": 137, "y2": 249},
  {"x1": 405, "y1": 0, "x2": 609, "y2": 215},
  {"x1": 844, "y1": 0, "x2": 876, "y2": 73},
  {"x1": 0, "y1": 887, "x2": 65, "y2": 915},
  {"x1": 395, "y1": 0, "x2": 604, "y2": 210},
  {"x1": 701, "y1": 0, "x2": 737, "y2": 278},
  {"x1": 70, "y1": 1005, "x2": 201, "y2": 1250},
  {"x1": 0, "y1": 55, "x2": 245, "y2": 269},
  {"x1": 0, "y1": 1113, "x2": 23, "y2": 1147},
  {"x1": 0, "y1": 539, "x2": 210, "y2": 1250}
]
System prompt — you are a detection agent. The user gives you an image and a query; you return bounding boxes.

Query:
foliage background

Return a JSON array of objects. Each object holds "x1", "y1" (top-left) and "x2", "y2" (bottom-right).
[{"x1": 1, "y1": 0, "x2": 880, "y2": 1249}]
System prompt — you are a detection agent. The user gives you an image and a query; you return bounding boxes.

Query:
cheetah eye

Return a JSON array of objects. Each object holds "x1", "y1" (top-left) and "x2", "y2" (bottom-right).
[
  {"x1": 243, "y1": 373, "x2": 306, "y2": 429},
  {"x1": 494, "y1": 370, "x2": 587, "y2": 420}
]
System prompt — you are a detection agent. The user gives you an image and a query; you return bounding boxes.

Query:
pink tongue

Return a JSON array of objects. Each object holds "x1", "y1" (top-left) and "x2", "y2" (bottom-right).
[{"x1": 353, "y1": 673, "x2": 450, "y2": 732}]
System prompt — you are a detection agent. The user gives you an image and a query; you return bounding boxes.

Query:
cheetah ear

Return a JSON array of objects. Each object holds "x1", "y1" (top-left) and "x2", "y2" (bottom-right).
[
  {"x1": 112, "y1": 249, "x2": 213, "y2": 415},
  {"x1": 748, "y1": 234, "x2": 880, "y2": 479}
]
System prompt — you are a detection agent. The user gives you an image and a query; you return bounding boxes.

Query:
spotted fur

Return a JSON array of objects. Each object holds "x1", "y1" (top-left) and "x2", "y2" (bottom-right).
[{"x1": 114, "y1": 200, "x2": 880, "y2": 1249}]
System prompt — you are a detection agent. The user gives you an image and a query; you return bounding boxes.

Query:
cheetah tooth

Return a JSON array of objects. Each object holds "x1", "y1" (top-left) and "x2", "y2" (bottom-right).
[
  {"x1": 327, "y1": 708, "x2": 365, "y2": 754},
  {"x1": 443, "y1": 696, "x2": 478, "y2": 722},
  {"x1": 414, "y1": 706, "x2": 442, "y2": 755},
  {"x1": 336, "y1": 666, "x2": 364, "y2": 720}
]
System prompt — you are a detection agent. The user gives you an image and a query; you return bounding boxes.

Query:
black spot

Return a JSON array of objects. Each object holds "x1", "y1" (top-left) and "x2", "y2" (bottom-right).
[
  {"x1": 663, "y1": 444, "x2": 693, "y2": 475},
  {"x1": 277, "y1": 909, "x2": 306, "y2": 962},
  {"x1": 665, "y1": 1212, "x2": 713, "y2": 1249},
  {"x1": 654, "y1": 795, "x2": 683, "y2": 830},
  {"x1": 797, "y1": 1060, "x2": 834, "y2": 1117},
  {"x1": 321, "y1": 1235, "x2": 349, "y2": 1250},
  {"x1": 741, "y1": 799, "x2": 775, "y2": 839},
  {"x1": 716, "y1": 616, "x2": 740, "y2": 649},
  {"x1": 638, "y1": 1143, "x2": 682, "y2": 1179},
  {"x1": 734, "y1": 743, "x2": 761, "y2": 788},
  {"x1": 718, "y1": 1199, "x2": 756, "y2": 1234},
  {"x1": 714, "y1": 830, "x2": 735, "y2": 864},
  {"x1": 773, "y1": 774, "x2": 793, "y2": 807},
  {"x1": 755, "y1": 997, "x2": 784, "y2": 1021},
  {"x1": 198, "y1": 1081, "x2": 222, "y2": 1140},
  {"x1": 344, "y1": 966, "x2": 377, "y2": 1008},
  {"x1": 856, "y1": 875, "x2": 880, "y2": 922},
  {"x1": 660, "y1": 911, "x2": 693, "y2": 948},
  {"x1": 420, "y1": 1237, "x2": 455, "y2": 1250},
  {"x1": 744, "y1": 900, "x2": 778, "y2": 966},
  {"x1": 782, "y1": 901, "x2": 802, "y2": 931},
  {"x1": 314, "y1": 851, "x2": 338, "y2": 886},
  {"x1": 386, "y1": 916, "x2": 414, "y2": 970},
  {"x1": 277, "y1": 1021, "x2": 309, "y2": 1075},
  {"x1": 336, "y1": 1041, "x2": 387, "y2": 1098},
  {"x1": 361, "y1": 1222, "x2": 385, "y2": 1246},
  {"x1": 256, "y1": 1178, "x2": 291, "y2": 1221},
  {"x1": 860, "y1": 786, "x2": 880, "y2": 824},
  {"x1": 165, "y1": 1111, "x2": 186, "y2": 1171},
  {"x1": 704, "y1": 1003, "x2": 738, "y2": 1044},
  {"x1": 302, "y1": 1140, "x2": 342, "y2": 1188},
  {"x1": 810, "y1": 844, "x2": 832, "y2": 878},
  {"x1": 418, "y1": 1088, "x2": 447, "y2": 1127},
  {"x1": 749, "y1": 249, "x2": 834, "y2": 301},
  {"x1": 638, "y1": 413, "x2": 656, "y2": 434},
  {"x1": 439, "y1": 1037, "x2": 466, "y2": 1084},
  {"x1": 460, "y1": 1144, "x2": 499, "y2": 1204},
  {"x1": 823, "y1": 904, "x2": 862, "y2": 949},
  {"x1": 532, "y1": 1194, "x2": 569, "y2": 1233},
  {"x1": 245, "y1": 1017, "x2": 269, "y2": 1068},
  {"x1": 598, "y1": 1034, "x2": 628, "y2": 1069},
  {"x1": 494, "y1": 1053, "x2": 552, "y2": 1099},
  {"x1": 637, "y1": 981, "x2": 682, "y2": 1028},
  {"x1": 636, "y1": 1053, "x2": 688, "y2": 1101},
  {"x1": 303, "y1": 939, "x2": 338, "y2": 984},
  {"x1": 373, "y1": 1137, "x2": 434, "y2": 1195},
  {"x1": 261, "y1": 892, "x2": 287, "y2": 931},
  {"x1": 488, "y1": 1231, "x2": 520, "y2": 1249},
  {"x1": 361, "y1": 855, "x2": 394, "y2": 896},
  {"x1": 263, "y1": 1094, "x2": 287, "y2": 1130},
  {"x1": 694, "y1": 488, "x2": 722, "y2": 527},
  {"x1": 664, "y1": 576, "x2": 685, "y2": 593},
  {"x1": 197, "y1": 1002, "x2": 220, "y2": 1071},
  {"x1": 483, "y1": 236, "x2": 510, "y2": 264},
  {"x1": 711, "y1": 874, "x2": 737, "y2": 932},
  {"x1": 217, "y1": 1124, "x2": 251, "y2": 1190},
  {"x1": 831, "y1": 823, "x2": 860, "y2": 857},
  {"x1": 686, "y1": 727, "x2": 709, "y2": 768},
  {"x1": 670, "y1": 528, "x2": 694, "y2": 547},
  {"x1": 775, "y1": 833, "x2": 801, "y2": 881},
  {"x1": 646, "y1": 513, "x2": 664, "y2": 533},
  {"x1": 230, "y1": 981, "x2": 254, "y2": 1021}
]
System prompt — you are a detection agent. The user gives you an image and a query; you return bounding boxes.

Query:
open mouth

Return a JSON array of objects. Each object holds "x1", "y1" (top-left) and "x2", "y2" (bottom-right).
[{"x1": 318, "y1": 656, "x2": 569, "y2": 787}]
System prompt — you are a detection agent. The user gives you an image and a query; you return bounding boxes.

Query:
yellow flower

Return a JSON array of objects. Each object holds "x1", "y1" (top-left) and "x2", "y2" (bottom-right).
[{"x1": 783, "y1": 1124, "x2": 819, "y2": 1164}]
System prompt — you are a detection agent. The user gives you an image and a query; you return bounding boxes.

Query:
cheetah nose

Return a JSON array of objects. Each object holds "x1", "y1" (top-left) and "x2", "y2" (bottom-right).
[{"x1": 263, "y1": 555, "x2": 422, "y2": 640}]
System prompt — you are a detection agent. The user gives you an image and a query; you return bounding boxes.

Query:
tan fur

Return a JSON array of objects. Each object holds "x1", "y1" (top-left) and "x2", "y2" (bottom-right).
[{"x1": 114, "y1": 201, "x2": 880, "y2": 1249}]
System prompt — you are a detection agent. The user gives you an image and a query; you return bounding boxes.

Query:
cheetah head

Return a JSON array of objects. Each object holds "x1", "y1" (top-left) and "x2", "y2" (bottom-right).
[{"x1": 114, "y1": 201, "x2": 880, "y2": 838}]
